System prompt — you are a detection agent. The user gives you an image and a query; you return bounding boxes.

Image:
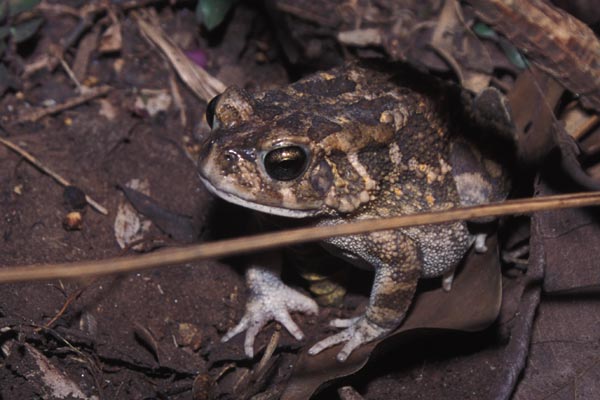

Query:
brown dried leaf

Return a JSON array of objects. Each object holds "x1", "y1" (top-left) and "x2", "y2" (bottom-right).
[
  {"x1": 430, "y1": 0, "x2": 492, "y2": 93},
  {"x1": 97, "y1": 98, "x2": 118, "y2": 120},
  {"x1": 133, "y1": 89, "x2": 172, "y2": 117},
  {"x1": 467, "y1": 0, "x2": 600, "y2": 112},
  {"x1": 536, "y1": 182, "x2": 600, "y2": 292},
  {"x1": 120, "y1": 184, "x2": 200, "y2": 244},
  {"x1": 507, "y1": 66, "x2": 564, "y2": 165},
  {"x1": 99, "y1": 22, "x2": 122, "y2": 53},
  {"x1": 114, "y1": 179, "x2": 152, "y2": 250},
  {"x1": 6, "y1": 343, "x2": 95, "y2": 399},
  {"x1": 133, "y1": 10, "x2": 226, "y2": 101},
  {"x1": 514, "y1": 178, "x2": 600, "y2": 397},
  {"x1": 72, "y1": 30, "x2": 99, "y2": 82}
]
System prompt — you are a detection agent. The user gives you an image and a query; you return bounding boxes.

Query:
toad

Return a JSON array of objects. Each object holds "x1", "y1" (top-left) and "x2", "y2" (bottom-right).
[{"x1": 198, "y1": 63, "x2": 508, "y2": 361}]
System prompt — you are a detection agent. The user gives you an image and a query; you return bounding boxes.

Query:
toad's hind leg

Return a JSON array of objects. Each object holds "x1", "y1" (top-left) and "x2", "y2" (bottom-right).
[{"x1": 309, "y1": 232, "x2": 420, "y2": 361}]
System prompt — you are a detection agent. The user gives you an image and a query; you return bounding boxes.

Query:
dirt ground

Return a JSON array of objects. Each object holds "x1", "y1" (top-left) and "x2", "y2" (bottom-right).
[
  {"x1": 0, "y1": 3, "x2": 363, "y2": 399},
  {"x1": 2, "y1": 1, "x2": 600, "y2": 400}
]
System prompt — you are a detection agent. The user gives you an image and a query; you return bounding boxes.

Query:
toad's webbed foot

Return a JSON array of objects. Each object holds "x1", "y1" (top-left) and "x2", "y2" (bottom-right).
[
  {"x1": 222, "y1": 267, "x2": 318, "y2": 358},
  {"x1": 308, "y1": 316, "x2": 389, "y2": 362},
  {"x1": 307, "y1": 233, "x2": 420, "y2": 362}
]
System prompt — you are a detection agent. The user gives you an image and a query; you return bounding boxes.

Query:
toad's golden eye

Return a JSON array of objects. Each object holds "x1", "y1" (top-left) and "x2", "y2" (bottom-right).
[
  {"x1": 205, "y1": 94, "x2": 221, "y2": 128},
  {"x1": 263, "y1": 146, "x2": 308, "y2": 181}
]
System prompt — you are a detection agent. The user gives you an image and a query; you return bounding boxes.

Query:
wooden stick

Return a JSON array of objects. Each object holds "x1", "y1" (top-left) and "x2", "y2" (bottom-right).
[
  {"x1": 0, "y1": 136, "x2": 108, "y2": 215},
  {"x1": 1, "y1": 191, "x2": 599, "y2": 284},
  {"x1": 12, "y1": 85, "x2": 112, "y2": 124}
]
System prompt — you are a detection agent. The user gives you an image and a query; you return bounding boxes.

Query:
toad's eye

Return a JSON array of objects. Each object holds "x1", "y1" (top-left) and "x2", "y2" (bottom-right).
[
  {"x1": 205, "y1": 94, "x2": 221, "y2": 129},
  {"x1": 263, "y1": 146, "x2": 309, "y2": 181}
]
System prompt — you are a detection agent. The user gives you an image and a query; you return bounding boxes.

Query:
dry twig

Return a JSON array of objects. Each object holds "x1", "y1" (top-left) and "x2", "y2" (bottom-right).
[
  {"x1": 41, "y1": 287, "x2": 86, "y2": 330},
  {"x1": 169, "y1": 72, "x2": 188, "y2": 127},
  {"x1": 58, "y1": 56, "x2": 83, "y2": 91},
  {"x1": 254, "y1": 330, "x2": 281, "y2": 381},
  {"x1": 0, "y1": 191, "x2": 599, "y2": 284},
  {"x1": 11, "y1": 85, "x2": 112, "y2": 124},
  {"x1": 0, "y1": 136, "x2": 108, "y2": 215}
]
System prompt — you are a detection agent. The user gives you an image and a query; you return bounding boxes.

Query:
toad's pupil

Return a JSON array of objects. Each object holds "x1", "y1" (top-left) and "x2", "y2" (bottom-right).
[{"x1": 264, "y1": 146, "x2": 308, "y2": 181}]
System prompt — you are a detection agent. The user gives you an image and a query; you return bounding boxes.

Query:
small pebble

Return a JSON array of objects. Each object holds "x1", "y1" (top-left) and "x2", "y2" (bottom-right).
[{"x1": 63, "y1": 211, "x2": 83, "y2": 231}]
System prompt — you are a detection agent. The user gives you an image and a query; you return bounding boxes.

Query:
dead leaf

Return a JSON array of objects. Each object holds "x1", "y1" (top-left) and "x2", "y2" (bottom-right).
[
  {"x1": 99, "y1": 22, "x2": 122, "y2": 53},
  {"x1": 513, "y1": 177, "x2": 600, "y2": 397},
  {"x1": 72, "y1": 30, "x2": 99, "y2": 82},
  {"x1": 114, "y1": 178, "x2": 152, "y2": 250},
  {"x1": 98, "y1": 98, "x2": 118, "y2": 120},
  {"x1": 133, "y1": 10, "x2": 226, "y2": 102},
  {"x1": 134, "y1": 89, "x2": 172, "y2": 117},
  {"x1": 536, "y1": 182, "x2": 600, "y2": 292},
  {"x1": 120, "y1": 185, "x2": 200, "y2": 243},
  {"x1": 507, "y1": 66, "x2": 564, "y2": 166},
  {"x1": 6, "y1": 342, "x2": 98, "y2": 400},
  {"x1": 467, "y1": 0, "x2": 600, "y2": 112},
  {"x1": 430, "y1": 0, "x2": 492, "y2": 94}
]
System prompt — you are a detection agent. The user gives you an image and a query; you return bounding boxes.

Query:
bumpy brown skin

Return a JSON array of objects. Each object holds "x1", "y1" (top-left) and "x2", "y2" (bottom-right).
[{"x1": 198, "y1": 63, "x2": 508, "y2": 361}]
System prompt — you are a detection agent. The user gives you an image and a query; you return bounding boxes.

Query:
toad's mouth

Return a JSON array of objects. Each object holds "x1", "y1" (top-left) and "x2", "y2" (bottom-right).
[{"x1": 199, "y1": 175, "x2": 319, "y2": 219}]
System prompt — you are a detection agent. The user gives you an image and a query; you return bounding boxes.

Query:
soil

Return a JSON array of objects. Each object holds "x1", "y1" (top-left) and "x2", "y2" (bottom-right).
[{"x1": 0, "y1": 4, "x2": 300, "y2": 399}]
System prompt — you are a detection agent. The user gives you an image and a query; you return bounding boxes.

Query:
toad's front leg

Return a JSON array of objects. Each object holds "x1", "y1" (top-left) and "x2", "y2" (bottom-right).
[
  {"x1": 222, "y1": 261, "x2": 318, "y2": 358},
  {"x1": 309, "y1": 233, "x2": 421, "y2": 361}
]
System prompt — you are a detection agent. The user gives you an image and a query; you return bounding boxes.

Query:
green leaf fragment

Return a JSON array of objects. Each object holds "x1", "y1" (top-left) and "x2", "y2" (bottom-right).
[
  {"x1": 196, "y1": 0, "x2": 237, "y2": 31},
  {"x1": 499, "y1": 40, "x2": 529, "y2": 70},
  {"x1": 10, "y1": 17, "x2": 42, "y2": 42},
  {"x1": 472, "y1": 22, "x2": 497, "y2": 40},
  {"x1": 473, "y1": 21, "x2": 528, "y2": 70}
]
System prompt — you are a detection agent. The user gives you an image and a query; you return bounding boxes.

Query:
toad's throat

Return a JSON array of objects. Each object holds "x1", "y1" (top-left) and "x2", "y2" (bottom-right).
[{"x1": 199, "y1": 176, "x2": 319, "y2": 218}]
